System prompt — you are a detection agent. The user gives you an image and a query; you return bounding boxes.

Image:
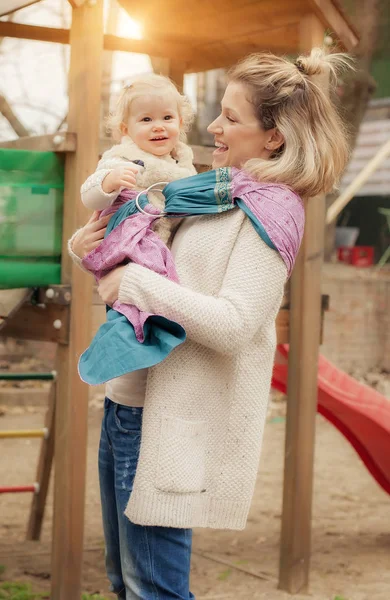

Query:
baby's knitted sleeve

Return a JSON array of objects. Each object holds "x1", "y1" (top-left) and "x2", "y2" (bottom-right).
[{"x1": 118, "y1": 219, "x2": 287, "y2": 354}]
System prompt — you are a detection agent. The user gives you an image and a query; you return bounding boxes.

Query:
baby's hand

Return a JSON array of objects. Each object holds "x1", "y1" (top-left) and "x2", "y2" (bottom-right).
[{"x1": 102, "y1": 166, "x2": 138, "y2": 193}]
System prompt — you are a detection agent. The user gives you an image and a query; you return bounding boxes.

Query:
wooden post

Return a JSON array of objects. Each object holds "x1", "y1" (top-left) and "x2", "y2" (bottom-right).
[
  {"x1": 27, "y1": 382, "x2": 56, "y2": 540},
  {"x1": 278, "y1": 14, "x2": 326, "y2": 594},
  {"x1": 50, "y1": 2, "x2": 104, "y2": 599}
]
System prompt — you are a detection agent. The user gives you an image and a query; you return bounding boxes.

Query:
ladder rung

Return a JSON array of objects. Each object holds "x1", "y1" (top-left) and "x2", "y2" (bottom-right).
[
  {"x1": 0, "y1": 428, "x2": 49, "y2": 439},
  {"x1": 0, "y1": 372, "x2": 56, "y2": 381},
  {"x1": 0, "y1": 483, "x2": 39, "y2": 494}
]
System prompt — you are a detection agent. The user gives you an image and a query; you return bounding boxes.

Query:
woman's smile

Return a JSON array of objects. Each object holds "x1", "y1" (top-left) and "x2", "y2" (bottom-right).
[{"x1": 213, "y1": 141, "x2": 229, "y2": 156}]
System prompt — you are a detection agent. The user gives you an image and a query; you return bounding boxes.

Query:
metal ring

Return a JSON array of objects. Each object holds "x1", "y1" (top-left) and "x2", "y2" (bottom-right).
[{"x1": 135, "y1": 181, "x2": 169, "y2": 216}]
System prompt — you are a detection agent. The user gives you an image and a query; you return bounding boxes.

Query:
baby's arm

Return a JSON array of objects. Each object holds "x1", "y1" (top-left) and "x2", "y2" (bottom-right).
[{"x1": 81, "y1": 158, "x2": 140, "y2": 211}]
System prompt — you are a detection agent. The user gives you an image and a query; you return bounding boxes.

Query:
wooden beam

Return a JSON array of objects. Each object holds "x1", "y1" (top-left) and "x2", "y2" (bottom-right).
[
  {"x1": 0, "y1": 132, "x2": 76, "y2": 152},
  {"x1": 309, "y1": 0, "x2": 359, "y2": 50},
  {"x1": 0, "y1": 303, "x2": 70, "y2": 343},
  {"x1": 0, "y1": 21, "x2": 69, "y2": 44},
  {"x1": 0, "y1": 134, "x2": 213, "y2": 166},
  {"x1": 0, "y1": 133, "x2": 213, "y2": 169},
  {"x1": 278, "y1": 13, "x2": 327, "y2": 595},
  {"x1": 0, "y1": 20, "x2": 194, "y2": 62},
  {"x1": 50, "y1": 1, "x2": 104, "y2": 599},
  {"x1": 104, "y1": 33, "x2": 192, "y2": 64}
]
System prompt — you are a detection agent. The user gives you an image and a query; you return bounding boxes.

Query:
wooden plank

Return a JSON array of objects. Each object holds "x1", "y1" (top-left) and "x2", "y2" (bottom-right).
[
  {"x1": 0, "y1": 289, "x2": 32, "y2": 330},
  {"x1": 0, "y1": 303, "x2": 70, "y2": 343},
  {"x1": 104, "y1": 33, "x2": 193, "y2": 64},
  {"x1": 309, "y1": 0, "x2": 359, "y2": 50},
  {"x1": 0, "y1": 21, "x2": 70, "y2": 44},
  {"x1": 278, "y1": 13, "x2": 327, "y2": 596},
  {"x1": 0, "y1": 132, "x2": 77, "y2": 152},
  {"x1": 26, "y1": 382, "x2": 56, "y2": 540},
  {"x1": 0, "y1": 21, "x2": 194, "y2": 62},
  {"x1": 0, "y1": 134, "x2": 213, "y2": 167},
  {"x1": 50, "y1": 1, "x2": 104, "y2": 599}
]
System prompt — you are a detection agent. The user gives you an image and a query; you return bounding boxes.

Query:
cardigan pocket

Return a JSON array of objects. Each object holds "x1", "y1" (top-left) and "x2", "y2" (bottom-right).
[{"x1": 156, "y1": 416, "x2": 207, "y2": 494}]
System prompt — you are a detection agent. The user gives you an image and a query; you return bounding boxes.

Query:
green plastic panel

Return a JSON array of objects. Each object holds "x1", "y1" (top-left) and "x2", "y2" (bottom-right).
[
  {"x1": 0, "y1": 149, "x2": 64, "y2": 288},
  {"x1": 0, "y1": 259, "x2": 61, "y2": 289}
]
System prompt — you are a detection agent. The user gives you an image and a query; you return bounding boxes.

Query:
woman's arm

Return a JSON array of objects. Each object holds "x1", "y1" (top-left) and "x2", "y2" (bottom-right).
[{"x1": 117, "y1": 219, "x2": 287, "y2": 354}]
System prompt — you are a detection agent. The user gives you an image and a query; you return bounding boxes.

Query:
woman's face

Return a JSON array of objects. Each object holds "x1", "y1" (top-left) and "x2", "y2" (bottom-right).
[{"x1": 207, "y1": 81, "x2": 276, "y2": 169}]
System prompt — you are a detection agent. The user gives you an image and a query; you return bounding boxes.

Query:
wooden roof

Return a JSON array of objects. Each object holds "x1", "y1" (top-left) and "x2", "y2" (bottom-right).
[
  {"x1": 117, "y1": 0, "x2": 359, "y2": 72},
  {"x1": 0, "y1": 0, "x2": 358, "y2": 73}
]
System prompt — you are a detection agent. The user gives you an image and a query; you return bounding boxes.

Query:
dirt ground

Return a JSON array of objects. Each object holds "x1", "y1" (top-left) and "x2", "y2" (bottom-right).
[{"x1": 0, "y1": 396, "x2": 389, "y2": 600}]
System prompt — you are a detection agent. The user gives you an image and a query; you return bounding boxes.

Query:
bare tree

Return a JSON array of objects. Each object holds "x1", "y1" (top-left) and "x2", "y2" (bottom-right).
[{"x1": 0, "y1": 14, "x2": 31, "y2": 137}]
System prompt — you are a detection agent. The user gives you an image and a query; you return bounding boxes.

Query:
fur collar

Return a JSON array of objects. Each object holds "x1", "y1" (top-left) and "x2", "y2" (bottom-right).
[{"x1": 103, "y1": 136, "x2": 195, "y2": 172}]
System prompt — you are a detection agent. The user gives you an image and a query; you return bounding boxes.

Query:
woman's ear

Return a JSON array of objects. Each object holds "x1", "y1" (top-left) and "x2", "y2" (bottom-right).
[{"x1": 266, "y1": 129, "x2": 284, "y2": 151}]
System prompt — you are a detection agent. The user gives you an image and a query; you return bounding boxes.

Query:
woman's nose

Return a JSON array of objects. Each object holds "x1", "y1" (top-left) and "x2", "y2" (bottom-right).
[{"x1": 207, "y1": 117, "x2": 223, "y2": 135}]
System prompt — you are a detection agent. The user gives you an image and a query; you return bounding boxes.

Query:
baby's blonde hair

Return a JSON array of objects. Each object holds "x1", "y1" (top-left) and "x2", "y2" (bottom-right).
[
  {"x1": 107, "y1": 72, "x2": 194, "y2": 142},
  {"x1": 229, "y1": 48, "x2": 353, "y2": 198}
]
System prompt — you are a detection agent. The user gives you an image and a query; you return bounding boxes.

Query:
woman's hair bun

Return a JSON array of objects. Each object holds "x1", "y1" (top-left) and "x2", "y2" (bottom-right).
[{"x1": 295, "y1": 47, "x2": 354, "y2": 83}]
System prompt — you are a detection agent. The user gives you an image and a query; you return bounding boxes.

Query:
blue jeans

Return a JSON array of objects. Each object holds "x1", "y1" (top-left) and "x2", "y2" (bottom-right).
[{"x1": 98, "y1": 397, "x2": 195, "y2": 600}]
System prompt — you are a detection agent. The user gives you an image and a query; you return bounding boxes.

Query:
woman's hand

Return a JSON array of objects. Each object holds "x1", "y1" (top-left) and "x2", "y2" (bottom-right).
[
  {"x1": 72, "y1": 211, "x2": 111, "y2": 259},
  {"x1": 97, "y1": 265, "x2": 128, "y2": 306}
]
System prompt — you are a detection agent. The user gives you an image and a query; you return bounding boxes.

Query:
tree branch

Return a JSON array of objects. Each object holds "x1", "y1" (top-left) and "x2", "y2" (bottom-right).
[{"x1": 0, "y1": 94, "x2": 30, "y2": 137}]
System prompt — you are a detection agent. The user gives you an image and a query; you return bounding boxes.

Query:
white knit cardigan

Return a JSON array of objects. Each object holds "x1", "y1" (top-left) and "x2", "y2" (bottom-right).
[{"x1": 70, "y1": 201, "x2": 288, "y2": 529}]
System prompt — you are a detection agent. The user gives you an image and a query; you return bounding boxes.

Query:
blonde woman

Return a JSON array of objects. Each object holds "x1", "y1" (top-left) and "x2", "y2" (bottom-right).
[{"x1": 70, "y1": 49, "x2": 350, "y2": 600}]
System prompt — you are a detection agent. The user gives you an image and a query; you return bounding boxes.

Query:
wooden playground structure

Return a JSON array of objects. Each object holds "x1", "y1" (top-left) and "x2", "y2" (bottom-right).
[{"x1": 0, "y1": 1, "x2": 358, "y2": 598}]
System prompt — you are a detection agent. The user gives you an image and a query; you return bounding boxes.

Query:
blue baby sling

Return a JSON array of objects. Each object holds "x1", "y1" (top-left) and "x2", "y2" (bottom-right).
[{"x1": 78, "y1": 168, "x2": 297, "y2": 386}]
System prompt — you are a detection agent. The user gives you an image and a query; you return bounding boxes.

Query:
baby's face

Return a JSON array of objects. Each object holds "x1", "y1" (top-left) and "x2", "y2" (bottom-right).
[{"x1": 122, "y1": 92, "x2": 181, "y2": 156}]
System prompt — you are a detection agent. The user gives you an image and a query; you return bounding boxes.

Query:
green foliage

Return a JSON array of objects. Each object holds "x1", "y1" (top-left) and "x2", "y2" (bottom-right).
[
  {"x1": 334, "y1": 596, "x2": 349, "y2": 600},
  {"x1": 0, "y1": 582, "x2": 109, "y2": 600},
  {"x1": 0, "y1": 581, "x2": 45, "y2": 600},
  {"x1": 217, "y1": 568, "x2": 232, "y2": 581}
]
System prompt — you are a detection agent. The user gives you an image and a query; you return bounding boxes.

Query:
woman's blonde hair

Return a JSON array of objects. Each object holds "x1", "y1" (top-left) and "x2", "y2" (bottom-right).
[
  {"x1": 107, "y1": 72, "x2": 194, "y2": 142},
  {"x1": 229, "y1": 48, "x2": 353, "y2": 197}
]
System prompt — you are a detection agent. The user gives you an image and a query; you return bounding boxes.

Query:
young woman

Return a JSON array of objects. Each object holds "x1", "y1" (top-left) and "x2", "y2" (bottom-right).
[{"x1": 70, "y1": 48, "x2": 350, "y2": 600}]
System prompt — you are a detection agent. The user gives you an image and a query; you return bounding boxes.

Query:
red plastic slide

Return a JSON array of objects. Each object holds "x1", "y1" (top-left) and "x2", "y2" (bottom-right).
[{"x1": 272, "y1": 345, "x2": 390, "y2": 496}]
